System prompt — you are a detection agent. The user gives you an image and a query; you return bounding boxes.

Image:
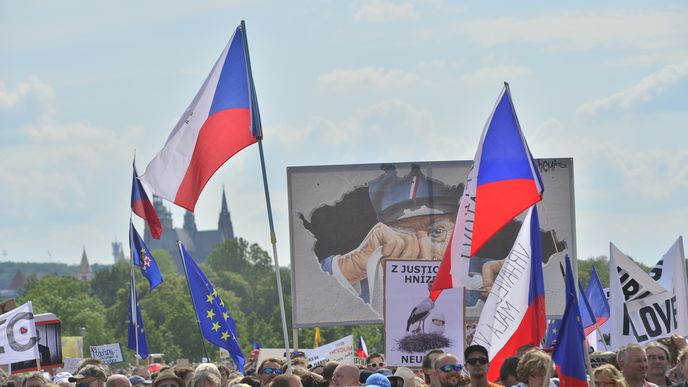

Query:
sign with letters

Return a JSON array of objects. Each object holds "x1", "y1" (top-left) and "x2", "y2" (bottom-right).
[
  {"x1": 255, "y1": 336, "x2": 354, "y2": 370},
  {"x1": 625, "y1": 292, "x2": 678, "y2": 341},
  {"x1": 0, "y1": 301, "x2": 39, "y2": 366},
  {"x1": 384, "y1": 260, "x2": 464, "y2": 367},
  {"x1": 89, "y1": 343, "x2": 123, "y2": 365}
]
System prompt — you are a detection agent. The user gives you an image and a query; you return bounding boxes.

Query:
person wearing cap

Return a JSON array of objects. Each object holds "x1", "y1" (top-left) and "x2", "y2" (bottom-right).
[
  {"x1": 105, "y1": 375, "x2": 131, "y2": 387},
  {"x1": 128, "y1": 375, "x2": 151, "y2": 387},
  {"x1": 463, "y1": 345, "x2": 500, "y2": 387},
  {"x1": 365, "y1": 374, "x2": 391, "y2": 387},
  {"x1": 69, "y1": 364, "x2": 107, "y2": 387},
  {"x1": 330, "y1": 364, "x2": 360, "y2": 387},
  {"x1": 152, "y1": 369, "x2": 184, "y2": 387},
  {"x1": 394, "y1": 367, "x2": 416, "y2": 387},
  {"x1": 435, "y1": 353, "x2": 469, "y2": 387},
  {"x1": 315, "y1": 164, "x2": 461, "y2": 304}
]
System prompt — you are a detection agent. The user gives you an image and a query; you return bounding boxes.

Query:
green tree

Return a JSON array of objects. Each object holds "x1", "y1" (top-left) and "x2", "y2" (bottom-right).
[
  {"x1": 91, "y1": 260, "x2": 130, "y2": 308},
  {"x1": 151, "y1": 248, "x2": 177, "y2": 275}
]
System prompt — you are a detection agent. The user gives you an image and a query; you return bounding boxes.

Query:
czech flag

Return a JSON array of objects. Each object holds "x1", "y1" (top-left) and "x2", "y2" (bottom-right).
[
  {"x1": 552, "y1": 256, "x2": 588, "y2": 387},
  {"x1": 431, "y1": 84, "x2": 543, "y2": 298},
  {"x1": 141, "y1": 21, "x2": 261, "y2": 212},
  {"x1": 131, "y1": 164, "x2": 162, "y2": 239},
  {"x1": 357, "y1": 336, "x2": 368, "y2": 359},
  {"x1": 470, "y1": 206, "x2": 546, "y2": 382}
]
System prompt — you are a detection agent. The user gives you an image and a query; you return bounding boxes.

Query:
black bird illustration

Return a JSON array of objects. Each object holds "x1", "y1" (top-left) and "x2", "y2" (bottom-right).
[{"x1": 406, "y1": 297, "x2": 434, "y2": 332}]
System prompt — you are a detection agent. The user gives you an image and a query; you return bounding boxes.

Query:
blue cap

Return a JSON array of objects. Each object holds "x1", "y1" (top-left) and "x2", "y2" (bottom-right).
[
  {"x1": 366, "y1": 373, "x2": 391, "y2": 387},
  {"x1": 368, "y1": 164, "x2": 461, "y2": 223}
]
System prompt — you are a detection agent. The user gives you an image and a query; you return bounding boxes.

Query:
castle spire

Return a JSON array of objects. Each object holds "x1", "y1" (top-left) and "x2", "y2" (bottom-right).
[
  {"x1": 218, "y1": 185, "x2": 234, "y2": 240},
  {"x1": 79, "y1": 247, "x2": 93, "y2": 281}
]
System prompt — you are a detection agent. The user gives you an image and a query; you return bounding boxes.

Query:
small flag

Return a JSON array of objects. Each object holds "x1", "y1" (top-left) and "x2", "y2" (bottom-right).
[
  {"x1": 180, "y1": 242, "x2": 245, "y2": 373},
  {"x1": 314, "y1": 327, "x2": 321, "y2": 348},
  {"x1": 131, "y1": 164, "x2": 162, "y2": 239},
  {"x1": 129, "y1": 222, "x2": 163, "y2": 291},
  {"x1": 128, "y1": 272, "x2": 149, "y2": 359},
  {"x1": 141, "y1": 22, "x2": 262, "y2": 212},
  {"x1": 357, "y1": 336, "x2": 368, "y2": 359},
  {"x1": 471, "y1": 206, "x2": 546, "y2": 382},
  {"x1": 585, "y1": 267, "x2": 610, "y2": 328},
  {"x1": 552, "y1": 256, "x2": 588, "y2": 387}
]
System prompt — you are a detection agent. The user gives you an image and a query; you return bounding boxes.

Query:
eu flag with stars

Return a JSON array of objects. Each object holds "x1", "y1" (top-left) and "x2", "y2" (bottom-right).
[
  {"x1": 128, "y1": 271, "x2": 149, "y2": 359},
  {"x1": 180, "y1": 242, "x2": 245, "y2": 373},
  {"x1": 130, "y1": 222, "x2": 163, "y2": 291}
]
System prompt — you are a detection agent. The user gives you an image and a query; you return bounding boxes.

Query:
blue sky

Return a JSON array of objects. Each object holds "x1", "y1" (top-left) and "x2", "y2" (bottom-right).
[{"x1": 1, "y1": 1, "x2": 686, "y2": 267}]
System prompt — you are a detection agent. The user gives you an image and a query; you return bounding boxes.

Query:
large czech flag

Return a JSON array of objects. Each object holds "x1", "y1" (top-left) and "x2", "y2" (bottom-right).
[{"x1": 142, "y1": 21, "x2": 261, "y2": 212}]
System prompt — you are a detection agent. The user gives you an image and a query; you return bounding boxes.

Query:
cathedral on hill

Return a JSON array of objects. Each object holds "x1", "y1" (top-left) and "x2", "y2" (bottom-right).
[{"x1": 143, "y1": 188, "x2": 235, "y2": 271}]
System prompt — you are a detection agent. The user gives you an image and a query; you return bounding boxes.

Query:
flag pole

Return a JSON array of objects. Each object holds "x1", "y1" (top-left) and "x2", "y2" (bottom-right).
[
  {"x1": 240, "y1": 19, "x2": 293, "y2": 373},
  {"x1": 130, "y1": 266, "x2": 140, "y2": 366},
  {"x1": 177, "y1": 241, "x2": 210, "y2": 361}
]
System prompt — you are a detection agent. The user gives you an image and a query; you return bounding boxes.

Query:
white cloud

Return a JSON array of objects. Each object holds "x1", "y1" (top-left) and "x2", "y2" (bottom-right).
[
  {"x1": 456, "y1": 10, "x2": 688, "y2": 51},
  {"x1": 463, "y1": 65, "x2": 533, "y2": 83},
  {"x1": 354, "y1": 0, "x2": 420, "y2": 22},
  {"x1": 319, "y1": 67, "x2": 418, "y2": 92},
  {"x1": 576, "y1": 62, "x2": 688, "y2": 116},
  {"x1": 0, "y1": 75, "x2": 55, "y2": 118}
]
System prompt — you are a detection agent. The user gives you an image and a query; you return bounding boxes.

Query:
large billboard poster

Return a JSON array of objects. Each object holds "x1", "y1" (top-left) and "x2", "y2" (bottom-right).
[
  {"x1": 384, "y1": 260, "x2": 463, "y2": 367},
  {"x1": 288, "y1": 159, "x2": 575, "y2": 327}
]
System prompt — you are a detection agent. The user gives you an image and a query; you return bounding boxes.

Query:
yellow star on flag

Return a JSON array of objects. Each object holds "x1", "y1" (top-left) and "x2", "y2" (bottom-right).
[
  {"x1": 212, "y1": 289, "x2": 218, "y2": 297},
  {"x1": 223, "y1": 311, "x2": 229, "y2": 320},
  {"x1": 220, "y1": 299, "x2": 225, "y2": 307},
  {"x1": 221, "y1": 331, "x2": 229, "y2": 340},
  {"x1": 207, "y1": 309, "x2": 216, "y2": 319},
  {"x1": 212, "y1": 321, "x2": 221, "y2": 332},
  {"x1": 206, "y1": 293, "x2": 214, "y2": 303}
]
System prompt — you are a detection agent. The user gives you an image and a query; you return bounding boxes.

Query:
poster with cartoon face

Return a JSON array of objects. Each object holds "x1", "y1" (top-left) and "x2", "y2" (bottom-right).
[{"x1": 288, "y1": 159, "x2": 575, "y2": 327}]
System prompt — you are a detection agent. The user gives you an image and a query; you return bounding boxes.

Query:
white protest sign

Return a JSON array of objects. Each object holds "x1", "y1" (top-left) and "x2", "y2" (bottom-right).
[
  {"x1": 304, "y1": 335, "x2": 354, "y2": 367},
  {"x1": 648, "y1": 237, "x2": 688, "y2": 337},
  {"x1": 384, "y1": 260, "x2": 464, "y2": 367},
  {"x1": 0, "y1": 301, "x2": 39, "y2": 365},
  {"x1": 89, "y1": 343, "x2": 123, "y2": 364},
  {"x1": 609, "y1": 242, "x2": 681, "y2": 349},
  {"x1": 625, "y1": 292, "x2": 679, "y2": 341}
]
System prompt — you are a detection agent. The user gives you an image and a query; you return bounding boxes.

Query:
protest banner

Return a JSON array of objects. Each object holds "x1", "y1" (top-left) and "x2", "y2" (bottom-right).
[
  {"x1": 384, "y1": 260, "x2": 464, "y2": 367},
  {"x1": 625, "y1": 292, "x2": 679, "y2": 341},
  {"x1": 0, "y1": 302, "x2": 38, "y2": 366},
  {"x1": 10, "y1": 313, "x2": 63, "y2": 373},
  {"x1": 89, "y1": 343, "x2": 124, "y2": 365},
  {"x1": 289, "y1": 159, "x2": 576, "y2": 327},
  {"x1": 648, "y1": 237, "x2": 688, "y2": 337},
  {"x1": 255, "y1": 335, "x2": 354, "y2": 369}
]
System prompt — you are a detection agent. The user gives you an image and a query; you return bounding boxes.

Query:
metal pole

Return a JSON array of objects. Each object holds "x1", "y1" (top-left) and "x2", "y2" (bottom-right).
[{"x1": 177, "y1": 241, "x2": 210, "y2": 361}]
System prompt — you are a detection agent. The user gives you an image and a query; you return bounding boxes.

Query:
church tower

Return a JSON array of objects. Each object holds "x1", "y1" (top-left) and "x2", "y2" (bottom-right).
[
  {"x1": 153, "y1": 196, "x2": 173, "y2": 230},
  {"x1": 218, "y1": 186, "x2": 234, "y2": 241},
  {"x1": 79, "y1": 247, "x2": 93, "y2": 281},
  {"x1": 184, "y1": 210, "x2": 197, "y2": 232}
]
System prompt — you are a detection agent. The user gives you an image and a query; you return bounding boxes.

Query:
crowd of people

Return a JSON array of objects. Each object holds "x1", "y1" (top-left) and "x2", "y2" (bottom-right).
[{"x1": 1, "y1": 335, "x2": 687, "y2": 387}]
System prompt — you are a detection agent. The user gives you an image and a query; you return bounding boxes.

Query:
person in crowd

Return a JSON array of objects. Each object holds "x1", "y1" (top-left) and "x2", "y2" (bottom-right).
[
  {"x1": 152, "y1": 369, "x2": 184, "y2": 387},
  {"x1": 21, "y1": 373, "x2": 47, "y2": 387},
  {"x1": 515, "y1": 349, "x2": 556, "y2": 387},
  {"x1": 321, "y1": 362, "x2": 339, "y2": 386},
  {"x1": 617, "y1": 344, "x2": 656, "y2": 387},
  {"x1": 238, "y1": 377, "x2": 260, "y2": 387},
  {"x1": 75, "y1": 359, "x2": 106, "y2": 376},
  {"x1": 53, "y1": 373, "x2": 74, "y2": 387},
  {"x1": 422, "y1": 349, "x2": 445, "y2": 387},
  {"x1": 435, "y1": 353, "x2": 470, "y2": 387},
  {"x1": 365, "y1": 374, "x2": 391, "y2": 387},
  {"x1": 128, "y1": 376, "x2": 150, "y2": 387},
  {"x1": 367, "y1": 354, "x2": 386, "y2": 373},
  {"x1": 174, "y1": 367, "x2": 194, "y2": 386},
  {"x1": 217, "y1": 365, "x2": 233, "y2": 387},
  {"x1": 190, "y1": 370, "x2": 221, "y2": 387},
  {"x1": 131, "y1": 367, "x2": 151, "y2": 381},
  {"x1": 105, "y1": 375, "x2": 132, "y2": 387},
  {"x1": 257, "y1": 359, "x2": 285, "y2": 386},
  {"x1": 498, "y1": 357, "x2": 519, "y2": 387},
  {"x1": 464, "y1": 344, "x2": 500, "y2": 387},
  {"x1": 69, "y1": 365, "x2": 108, "y2": 387},
  {"x1": 394, "y1": 367, "x2": 417, "y2": 387},
  {"x1": 270, "y1": 375, "x2": 302, "y2": 387},
  {"x1": 330, "y1": 365, "x2": 360, "y2": 387},
  {"x1": 646, "y1": 342, "x2": 672, "y2": 387},
  {"x1": 669, "y1": 347, "x2": 688, "y2": 387},
  {"x1": 593, "y1": 364, "x2": 626, "y2": 387},
  {"x1": 292, "y1": 367, "x2": 324, "y2": 387}
]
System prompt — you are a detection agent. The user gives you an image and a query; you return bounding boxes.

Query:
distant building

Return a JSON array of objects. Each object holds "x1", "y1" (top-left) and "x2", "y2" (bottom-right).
[
  {"x1": 112, "y1": 240, "x2": 126, "y2": 264},
  {"x1": 78, "y1": 248, "x2": 93, "y2": 281},
  {"x1": 0, "y1": 269, "x2": 27, "y2": 298},
  {"x1": 144, "y1": 188, "x2": 235, "y2": 271}
]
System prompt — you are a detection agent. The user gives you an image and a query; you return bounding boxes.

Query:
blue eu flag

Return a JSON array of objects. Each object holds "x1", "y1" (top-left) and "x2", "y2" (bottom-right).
[
  {"x1": 130, "y1": 222, "x2": 163, "y2": 291},
  {"x1": 180, "y1": 242, "x2": 245, "y2": 373},
  {"x1": 128, "y1": 272, "x2": 149, "y2": 359}
]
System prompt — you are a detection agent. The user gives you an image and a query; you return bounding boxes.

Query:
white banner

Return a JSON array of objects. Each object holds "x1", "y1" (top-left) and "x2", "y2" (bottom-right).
[
  {"x1": 255, "y1": 335, "x2": 354, "y2": 370},
  {"x1": 648, "y1": 237, "x2": 688, "y2": 337},
  {"x1": 384, "y1": 260, "x2": 464, "y2": 367},
  {"x1": 0, "y1": 302, "x2": 39, "y2": 366},
  {"x1": 609, "y1": 241, "x2": 685, "y2": 349},
  {"x1": 89, "y1": 343, "x2": 123, "y2": 365}
]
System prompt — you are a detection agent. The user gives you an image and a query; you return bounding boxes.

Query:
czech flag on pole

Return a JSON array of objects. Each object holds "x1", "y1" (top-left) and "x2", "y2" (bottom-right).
[
  {"x1": 357, "y1": 336, "x2": 368, "y2": 358},
  {"x1": 141, "y1": 21, "x2": 262, "y2": 212},
  {"x1": 552, "y1": 255, "x2": 588, "y2": 387},
  {"x1": 431, "y1": 83, "x2": 543, "y2": 298},
  {"x1": 131, "y1": 164, "x2": 162, "y2": 239}
]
